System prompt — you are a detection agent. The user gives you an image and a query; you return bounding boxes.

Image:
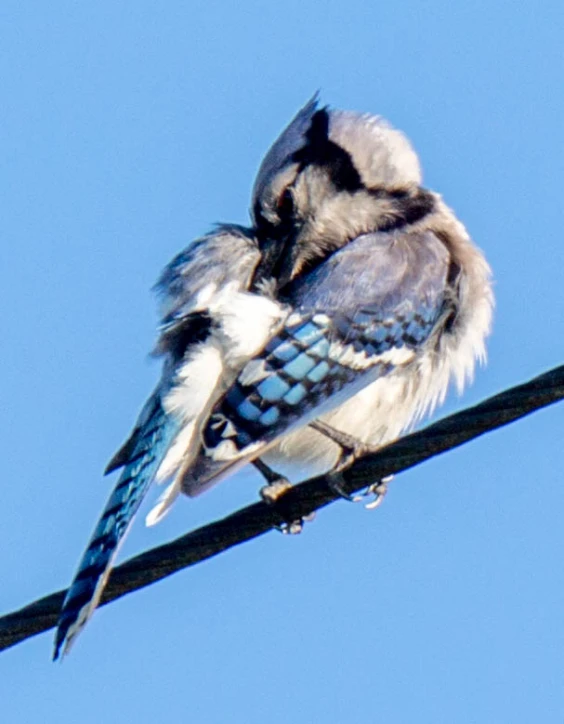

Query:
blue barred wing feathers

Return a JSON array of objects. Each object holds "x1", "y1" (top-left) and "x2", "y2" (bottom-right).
[{"x1": 181, "y1": 230, "x2": 451, "y2": 494}]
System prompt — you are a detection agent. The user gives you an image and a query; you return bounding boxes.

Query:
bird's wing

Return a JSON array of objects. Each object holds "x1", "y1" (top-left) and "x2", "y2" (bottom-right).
[
  {"x1": 54, "y1": 226, "x2": 260, "y2": 659},
  {"x1": 179, "y1": 228, "x2": 452, "y2": 495},
  {"x1": 105, "y1": 225, "x2": 259, "y2": 474}
]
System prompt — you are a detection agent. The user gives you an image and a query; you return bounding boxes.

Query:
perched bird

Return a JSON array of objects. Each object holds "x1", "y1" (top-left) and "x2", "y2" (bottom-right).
[{"x1": 54, "y1": 96, "x2": 493, "y2": 659}]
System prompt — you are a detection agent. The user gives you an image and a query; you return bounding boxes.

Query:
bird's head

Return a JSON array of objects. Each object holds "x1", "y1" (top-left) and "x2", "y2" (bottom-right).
[{"x1": 251, "y1": 95, "x2": 427, "y2": 288}]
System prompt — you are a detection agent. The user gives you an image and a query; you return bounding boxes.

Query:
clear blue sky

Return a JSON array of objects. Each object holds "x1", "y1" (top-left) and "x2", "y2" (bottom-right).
[{"x1": 1, "y1": 2, "x2": 563, "y2": 722}]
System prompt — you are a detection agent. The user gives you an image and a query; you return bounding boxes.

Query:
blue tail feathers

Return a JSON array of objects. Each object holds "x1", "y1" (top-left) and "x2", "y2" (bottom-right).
[{"x1": 53, "y1": 403, "x2": 180, "y2": 659}]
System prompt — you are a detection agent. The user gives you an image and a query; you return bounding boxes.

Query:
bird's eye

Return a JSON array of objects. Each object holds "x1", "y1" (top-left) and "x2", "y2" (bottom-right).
[{"x1": 277, "y1": 188, "x2": 294, "y2": 217}]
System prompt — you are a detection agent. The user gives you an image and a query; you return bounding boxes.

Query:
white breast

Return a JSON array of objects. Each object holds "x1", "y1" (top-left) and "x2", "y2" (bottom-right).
[{"x1": 260, "y1": 360, "x2": 434, "y2": 482}]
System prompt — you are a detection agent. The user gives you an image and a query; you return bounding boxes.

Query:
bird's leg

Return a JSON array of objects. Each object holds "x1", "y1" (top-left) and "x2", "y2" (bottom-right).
[
  {"x1": 253, "y1": 458, "x2": 315, "y2": 534},
  {"x1": 253, "y1": 458, "x2": 288, "y2": 486},
  {"x1": 309, "y1": 420, "x2": 392, "y2": 509}
]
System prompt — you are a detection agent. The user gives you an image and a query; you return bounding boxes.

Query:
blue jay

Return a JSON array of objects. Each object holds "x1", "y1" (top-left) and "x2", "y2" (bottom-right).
[{"x1": 54, "y1": 97, "x2": 493, "y2": 658}]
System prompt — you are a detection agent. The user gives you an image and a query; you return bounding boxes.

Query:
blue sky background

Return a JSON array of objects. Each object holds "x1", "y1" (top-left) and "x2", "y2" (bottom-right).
[{"x1": 1, "y1": 1, "x2": 563, "y2": 722}]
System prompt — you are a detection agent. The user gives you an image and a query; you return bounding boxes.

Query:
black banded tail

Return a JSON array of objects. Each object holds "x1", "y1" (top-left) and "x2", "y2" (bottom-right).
[{"x1": 53, "y1": 403, "x2": 180, "y2": 659}]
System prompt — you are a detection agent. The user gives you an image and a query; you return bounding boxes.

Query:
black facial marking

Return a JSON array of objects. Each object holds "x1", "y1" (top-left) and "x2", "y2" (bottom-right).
[
  {"x1": 251, "y1": 236, "x2": 291, "y2": 291},
  {"x1": 292, "y1": 108, "x2": 363, "y2": 192},
  {"x1": 277, "y1": 188, "x2": 294, "y2": 217},
  {"x1": 253, "y1": 195, "x2": 297, "y2": 244},
  {"x1": 253, "y1": 199, "x2": 267, "y2": 230},
  {"x1": 388, "y1": 189, "x2": 409, "y2": 199},
  {"x1": 376, "y1": 188, "x2": 435, "y2": 232},
  {"x1": 443, "y1": 258, "x2": 462, "y2": 333}
]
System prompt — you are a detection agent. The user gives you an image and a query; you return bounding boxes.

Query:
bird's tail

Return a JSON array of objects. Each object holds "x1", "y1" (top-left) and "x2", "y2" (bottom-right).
[{"x1": 53, "y1": 402, "x2": 180, "y2": 660}]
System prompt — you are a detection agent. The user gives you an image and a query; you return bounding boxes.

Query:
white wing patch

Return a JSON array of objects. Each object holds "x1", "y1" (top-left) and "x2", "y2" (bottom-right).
[
  {"x1": 146, "y1": 288, "x2": 288, "y2": 524},
  {"x1": 328, "y1": 341, "x2": 416, "y2": 370},
  {"x1": 147, "y1": 343, "x2": 225, "y2": 524},
  {"x1": 162, "y1": 342, "x2": 224, "y2": 420},
  {"x1": 211, "y1": 288, "x2": 287, "y2": 367},
  {"x1": 238, "y1": 358, "x2": 270, "y2": 386}
]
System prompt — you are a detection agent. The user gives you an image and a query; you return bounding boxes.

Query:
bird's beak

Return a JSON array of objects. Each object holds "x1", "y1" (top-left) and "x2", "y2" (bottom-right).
[{"x1": 254, "y1": 228, "x2": 298, "y2": 291}]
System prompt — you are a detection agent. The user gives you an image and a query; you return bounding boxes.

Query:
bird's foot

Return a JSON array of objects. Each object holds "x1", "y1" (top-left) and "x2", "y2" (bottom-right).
[
  {"x1": 309, "y1": 421, "x2": 392, "y2": 510},
  {"x1": 255, "y1": 459, "x2": 315, "y2": 534},
  {"x1": 352, "y1": 475, "x2": 393, "y2": 509}
]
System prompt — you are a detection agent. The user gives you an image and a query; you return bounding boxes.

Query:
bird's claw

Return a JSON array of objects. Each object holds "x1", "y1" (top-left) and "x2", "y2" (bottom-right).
[
  {"x1": 352, "y1": 475, "x2": 393, "y2": 509},
  {"x1": 326, "y1": 471, "x2": 356, "y2": 501},
  {"x1": 327, "y1": 470, "x2": 392, "y2": 509}
]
